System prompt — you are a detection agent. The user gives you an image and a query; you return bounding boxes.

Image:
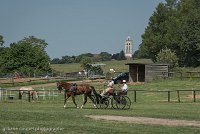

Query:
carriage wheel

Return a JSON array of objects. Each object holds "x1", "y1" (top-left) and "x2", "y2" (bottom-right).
[
  {"x1": 101, "y1": 97, "x2": 109, "y2": 109},
  {"x1": 90, "y1": 95, "x2": 96, "y2": 103},
  {"x1": 116, "y1": 96, "x2": 126, "y2": 109},
  {"x1": 107, "y1": 97, "x2": 112, "y2": 108},
  {"x1": 123, "y1": 96, "x2": 131, "y2": 109},
  {"x1": 111, "y1": 97, "x2": 118, "y2": 109},
  {"x1": 96, "y1": 97, "x2": 109, "y2": 109}
]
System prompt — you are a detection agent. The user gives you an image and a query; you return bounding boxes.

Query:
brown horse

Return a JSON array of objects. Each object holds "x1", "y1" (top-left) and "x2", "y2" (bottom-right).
[
  {"x1": 19, "y1": 87, "x2": 38, "y2": 100},
  {"x1": 57, "y1": 81, "x2": 98, "y2": 109}
]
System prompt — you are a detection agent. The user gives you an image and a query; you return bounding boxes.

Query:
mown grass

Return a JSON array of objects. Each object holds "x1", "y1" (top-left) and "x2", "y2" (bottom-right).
[
  {"x1": 1, "y1": 100, "x2": 200, "y2": 134},
  {"x1": 1, "y1": 78, "x2": 200, "y2": 134}
]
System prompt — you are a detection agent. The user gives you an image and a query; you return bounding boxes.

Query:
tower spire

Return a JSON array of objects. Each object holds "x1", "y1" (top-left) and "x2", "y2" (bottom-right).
[{"x1": 124, "y1": 36, "x2": 133, "y2": 60}]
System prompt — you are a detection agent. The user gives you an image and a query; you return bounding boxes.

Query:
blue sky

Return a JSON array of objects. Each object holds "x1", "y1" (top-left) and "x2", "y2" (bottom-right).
[{"x1": 0, "y1": 0, "x2": 165, "y2": 59}]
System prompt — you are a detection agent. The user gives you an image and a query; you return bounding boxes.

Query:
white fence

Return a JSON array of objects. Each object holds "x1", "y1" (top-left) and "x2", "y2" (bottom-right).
[{"x1": 0, "y1": 88, "x2": 61, "y2": 102}]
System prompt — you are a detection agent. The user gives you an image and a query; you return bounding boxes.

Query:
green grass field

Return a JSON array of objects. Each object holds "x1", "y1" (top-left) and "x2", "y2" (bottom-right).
[
  {"x1": 50, "y1": 59, "x2": 153, "y2": 73},
  {"x1": 1, "y1": 79, "x2": 200, "y2": 134}
]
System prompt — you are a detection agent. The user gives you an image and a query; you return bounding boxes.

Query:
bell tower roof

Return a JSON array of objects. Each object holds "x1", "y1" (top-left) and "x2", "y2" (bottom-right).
[{"x1": 126, "y1": 36, "x2": 131, "y2": 41}]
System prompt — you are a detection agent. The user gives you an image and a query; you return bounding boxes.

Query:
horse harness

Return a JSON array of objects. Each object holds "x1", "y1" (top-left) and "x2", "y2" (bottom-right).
[{"x1": 69, "y1": 83, "x2": 77, "y2": 93}]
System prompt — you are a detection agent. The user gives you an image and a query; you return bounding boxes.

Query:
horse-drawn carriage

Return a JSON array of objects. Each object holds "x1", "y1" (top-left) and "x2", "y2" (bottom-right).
[
  {"x1": 93, "y1": 91, "x2": 131, "y2": 110},
  {"x1": 57, "y1": 81, "x2": 131, "y2": 109}
]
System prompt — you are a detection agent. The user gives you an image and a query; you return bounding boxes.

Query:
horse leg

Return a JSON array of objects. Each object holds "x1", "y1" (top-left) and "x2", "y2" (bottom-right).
[
  {"x1": 72, "y1": 95, "x2": 79, "y2": 108},
  {"x1": 64, "y1": 94, "x2": 71, "y2": 108},
  {"x1": 35, "y1": 91, "x2": 39, "y2": 100},
  {"x1": 81, "y1": 94, "x2": 87, "y2": 109},
  {"x1": 31, "y1": 92, "x2": 34, "y2": 100}
]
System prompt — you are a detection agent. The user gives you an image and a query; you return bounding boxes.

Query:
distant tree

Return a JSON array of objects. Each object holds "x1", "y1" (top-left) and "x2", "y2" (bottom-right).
[
  {"x1": 133, "y1": 50, "x2": 139, "y2": 59},
  {"x1": 18, "y1": 36, "x2": 48, "y2": 50},
  {"x1": 111, "y1": 50, "x2": 126, "y2": 60},
  {"x1": 84, "y1": 63, "x2": 103, "y2": 76},
  {"x1": 137, "y1": 48, "x2": 150, "y2": 59},
  {"x1": 139, "y1": 0, "x2": 200, "y2": 67},
  {"x1": 75, "y1": 53, "x2": 94, "y2": 63},
  {"x1": 99, "y1": 52, "x2": 112, "y2": 61},
  {"x1": 177, "y1": 0, "x2": 200, "y2": 67},
  {"x1": 61, "y1": 55, "x2": 75, "y2": 64},
  {"x1": 118, "y1": 50, "x2": 126, "y2": 60},
  {"x1": 156, "y1": 48, "x2": 178, "y2": 69},
  {"x1": 89, "y1": 65, "x2": 103, "y2": 75},
  {"x1": 0, "y1": 47, "x2": 10, "y2": 73},
  {"x1": 139, "y1": 2, "x2": 174, "y2": 62},
  {"x1": 51, "y1": 58, "x2": 61, "y2": 64},
  {"x1": 0, "y1": 36, "x2": 51, "y2": 75},
  {"x1": 80, "y1": 57, "x2": 93, "y2": 69},
  {"x1": 0, "y1": 35, "x2": 4, "y2": 46},
  {"x1": 111, "y1": 53, "x2": 119, "y2": 60}
]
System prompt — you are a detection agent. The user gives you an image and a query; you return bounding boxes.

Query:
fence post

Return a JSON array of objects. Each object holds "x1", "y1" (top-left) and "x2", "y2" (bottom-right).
[
  {"x1": 134, "y1": 90, "x2": 137, "y2": 102},
  {"x1": 180, "y1": 72, "x2": 183, "y2": 80},
  {"x1": 11, "y1": 77, "x2": 14, "y2": 86},
  {"x1": 28, "y1": 90, "x2": 31, "y2": 102},
  {"x1": 193, "y1": 90, "x2": 196, "y2": 102},
  {"x1": 5, "y1": 90, "x2": 7, "y2": 100},
  {"x1": 177, "y1": 90, "x2": 180, "y2": 102},
  {"x1": 167, "y1": 91, "x2": 170, "y2": 102},
  {"x1": 0, "y1": 88, "x2": 1, "y2": 101}
]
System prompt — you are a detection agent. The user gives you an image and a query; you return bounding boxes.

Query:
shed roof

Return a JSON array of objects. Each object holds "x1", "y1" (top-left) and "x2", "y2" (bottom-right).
[
  {"x1": 125, "y1": 63, "x2": 146, "y2": 65},
  {"x1": 125, "y1": 63, "x2": 169, "y2": 66}
]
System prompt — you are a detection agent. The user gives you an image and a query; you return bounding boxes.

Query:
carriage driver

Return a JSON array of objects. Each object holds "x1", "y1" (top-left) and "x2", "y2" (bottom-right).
[
  {"x1": 117, "y1": 80, "x2": 128, "y2": 96},
  {"x1": 100, "y1": 78, "x2": 114, "y2": 96}
]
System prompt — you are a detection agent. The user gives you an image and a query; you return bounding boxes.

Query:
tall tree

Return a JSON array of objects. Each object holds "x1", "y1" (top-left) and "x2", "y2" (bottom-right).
[
  {"x1": 0, "y1": 36, "x2": 51, "y2": 75},
  {"x1": 177, "y1": 0, "x2": 200, "y2": 66},
  {"x1": 18, "y1": 36, "x2": 48, "y2": 50},
  {"x1": 156, "y1": 48, "x2": 179, "y2": 69},
  {"x1": 99, "y1": 52, "x2": 112, "y2": 61},
  {"x1": 139, "y1": 3, "x2": 167, "y2": 61},
  {"x1": 119, "y1": 50, "x2": 126, "y2": 60},
  {"x1": 0, "y1": 35, "x2": 4, "y2": 46},
  {"x1": 139, "y1": 0, "x2": 200, "y2": 67}
]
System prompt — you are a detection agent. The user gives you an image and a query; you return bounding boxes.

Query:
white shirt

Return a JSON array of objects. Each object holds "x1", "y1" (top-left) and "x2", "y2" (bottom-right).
[
  {"x1": 107, "y1": 80, "x2": 114, "y2": 88},
  {"x1": 121, "y1": 83, "x2": 128, "y2": 92}
]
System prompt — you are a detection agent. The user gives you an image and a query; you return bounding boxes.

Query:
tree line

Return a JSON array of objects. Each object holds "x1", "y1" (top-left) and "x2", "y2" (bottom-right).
[{"x1": 51, "y1": 51, "x2": 126, "y2": 64}]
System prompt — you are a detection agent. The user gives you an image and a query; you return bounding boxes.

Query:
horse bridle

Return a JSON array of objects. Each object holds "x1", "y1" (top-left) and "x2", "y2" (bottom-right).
[{"x1": 57, "y1": 82, "x2": 63, "y2": 91}]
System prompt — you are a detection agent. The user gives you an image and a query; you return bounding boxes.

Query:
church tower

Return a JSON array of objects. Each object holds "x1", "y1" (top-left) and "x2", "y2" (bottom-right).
[{"x1": 124, "y1": 36, "x2": 133, "y2": 59}]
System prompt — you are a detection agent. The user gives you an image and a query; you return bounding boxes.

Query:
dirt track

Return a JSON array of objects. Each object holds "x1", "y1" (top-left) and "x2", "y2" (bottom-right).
[{"x1": 86, "y1": 115, "x2": 200, "y2": 127}]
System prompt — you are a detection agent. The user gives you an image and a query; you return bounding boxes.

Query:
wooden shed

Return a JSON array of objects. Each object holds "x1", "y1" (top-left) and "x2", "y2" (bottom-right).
[{"x1": 125, "y1": 63, "x2": 169, "y2": 82}]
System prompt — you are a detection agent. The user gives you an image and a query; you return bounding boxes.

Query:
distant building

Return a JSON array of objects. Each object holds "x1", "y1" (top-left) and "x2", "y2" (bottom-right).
[
  {"x1": 125, "y1": 63, "x2": 169, "y2": 82},
  {"x1": 124, "y1": 36, "x2": 133, "y2": 59}
]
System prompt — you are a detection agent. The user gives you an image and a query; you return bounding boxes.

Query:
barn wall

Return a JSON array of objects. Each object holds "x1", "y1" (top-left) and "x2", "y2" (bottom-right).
[
  {"x1": 145, "y1": 64, "x2": 168, "y2": 82},
  {"x1": 127, "y1": 63, "x2": 168, "y2": 82}
]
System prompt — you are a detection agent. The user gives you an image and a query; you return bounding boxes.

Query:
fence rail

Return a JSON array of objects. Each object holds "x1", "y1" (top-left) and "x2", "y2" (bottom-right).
[
  {"x1": 129, "y1": 89, "x2": 200, "y2": 103},
  {"x1": 1, "y1": 88, "x2": 200, "y2": 103},
  {"x1": 0, "y1": 88, "x2": 60, "y2": 102}
]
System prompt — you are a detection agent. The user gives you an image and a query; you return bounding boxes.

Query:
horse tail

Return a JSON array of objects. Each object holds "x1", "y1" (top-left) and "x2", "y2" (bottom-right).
[{"x1": 90, "y1": 86, "x2": 101, "y2": 99}]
